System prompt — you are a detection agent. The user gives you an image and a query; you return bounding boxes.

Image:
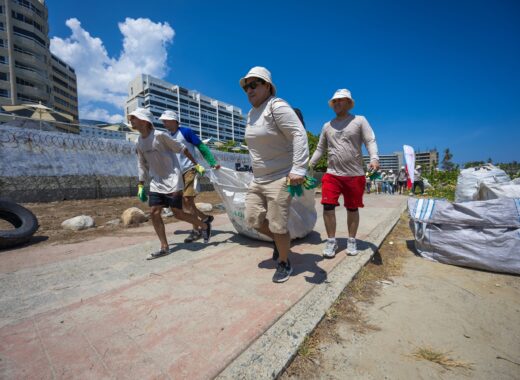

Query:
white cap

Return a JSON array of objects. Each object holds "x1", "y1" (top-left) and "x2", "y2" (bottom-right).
[
  {"x1": 389, "y1": 169, "x2": 393, "y2": 173},
  {"x1": 128, "y1": 107, "x2": 154, "y2": 125},
  {"x1": 159, "y1": 110, "x2": 179, "y2": 122},
  {"x1": 401, "y1": 166, "x2": 405, "y2": 170},
  {"x1": 239, "y1": 66, "x2": 276, "y2": 95},
  {"x1": 417, "y1": 165, "x2": 422, "y2": 169},
  {"x1": 329, "y1": 89, "x2": 355, "y2": 108}
]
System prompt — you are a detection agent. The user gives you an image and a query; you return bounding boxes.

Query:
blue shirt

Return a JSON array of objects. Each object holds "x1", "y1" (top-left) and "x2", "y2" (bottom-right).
[{"x1": 170, "y1": 126, "x2": 202, "y2": 173}]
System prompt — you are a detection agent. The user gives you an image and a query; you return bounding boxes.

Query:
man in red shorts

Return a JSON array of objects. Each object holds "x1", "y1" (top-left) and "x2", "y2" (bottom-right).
[{"x1": 309, "y1": 89, "x2": 380, "y2": 257}]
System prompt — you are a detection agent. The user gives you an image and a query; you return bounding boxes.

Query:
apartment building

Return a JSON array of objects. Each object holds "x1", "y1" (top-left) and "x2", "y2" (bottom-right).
[
  {"x1": 363, "y1": 149, "x2": 438, "y2": 172},
  {"x1": 0, "y1": 0, "x2": 79, "y2": 120},
  {"x1": 125, "y1": 74, "x2": 246, "y2": 142}
]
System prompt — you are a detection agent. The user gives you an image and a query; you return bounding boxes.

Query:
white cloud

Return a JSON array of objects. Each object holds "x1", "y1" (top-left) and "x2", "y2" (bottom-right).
[
  {"x1": 50, "y1": 17, "x2": 174, "y2": 121},
  {"x1": 80, "y1": 106, "x2": 124, "y2": 124}
]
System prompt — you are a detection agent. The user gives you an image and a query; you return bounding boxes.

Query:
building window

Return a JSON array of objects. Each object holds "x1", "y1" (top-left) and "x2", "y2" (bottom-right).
[
  {"x1": 0, "y1": 56, "x2": 7, "y2": 64},
  {"x1": 0, "y1": 89, "x2": 9, "y2": 98},
  {"x1": 0, "y1": 72, "x2": 7, "y2": 81}
]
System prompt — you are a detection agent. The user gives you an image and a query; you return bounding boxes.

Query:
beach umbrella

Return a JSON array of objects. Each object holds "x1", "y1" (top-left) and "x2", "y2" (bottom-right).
[{"x1": 2, "y1": 102, "x2": 74, "y2": 130}]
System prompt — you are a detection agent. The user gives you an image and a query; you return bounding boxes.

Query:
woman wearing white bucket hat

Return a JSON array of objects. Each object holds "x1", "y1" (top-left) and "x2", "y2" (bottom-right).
[
  {"x1": 309, "y1": 89, "x2": 379, "y2": 258},
  {"x1": 240, "y1": 66, "x2": 309, "y2": 283}
]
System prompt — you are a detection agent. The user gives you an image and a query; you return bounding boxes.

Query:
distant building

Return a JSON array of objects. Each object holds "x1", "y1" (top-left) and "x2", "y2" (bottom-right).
[
  {"x1": 125, "y1": 74, "x2": 246, "y2": 142},
  {"x1": 363, "y1": 149, "x2": 438, "y2": 172},
  {"x1": 0, "y1": 0, "x2": 79, "y2": 120}
]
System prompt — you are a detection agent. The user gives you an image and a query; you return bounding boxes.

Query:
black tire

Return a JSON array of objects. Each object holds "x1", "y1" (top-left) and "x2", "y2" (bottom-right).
[{"x1": 0, "y1": 199, "x2": 39, "y2": 249}]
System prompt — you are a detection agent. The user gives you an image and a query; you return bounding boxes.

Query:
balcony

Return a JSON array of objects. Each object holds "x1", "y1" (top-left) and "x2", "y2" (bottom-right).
[
  {"x1": 12, "y1": 33, "x2": 48, "y2": 54},
  {"x1": 16, "y1": 66, "x2": 47, "y2": 84},
  {"x1": 16, "y1": 83, "x2": 46, "y2": 99}
]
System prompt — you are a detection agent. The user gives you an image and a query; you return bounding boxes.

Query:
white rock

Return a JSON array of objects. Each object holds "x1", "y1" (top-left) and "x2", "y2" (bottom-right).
[
  {"x1": 61, "y1": 215, "x2": 95, "y2": 231},
  {"x1": 105, "y1": 219, "x2": 121, "y2": 227},
  {"x1": 122, "y1": 207, "x2": 148, "y2": 226},
  {"x1": 196, "y1": 202, "x2": 213, "y2": 212}
]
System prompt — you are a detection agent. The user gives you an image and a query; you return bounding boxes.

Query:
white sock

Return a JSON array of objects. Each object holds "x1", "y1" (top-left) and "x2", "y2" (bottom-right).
[{"x1": 327, "y1": 238, "x2": 336, "y2": 243}]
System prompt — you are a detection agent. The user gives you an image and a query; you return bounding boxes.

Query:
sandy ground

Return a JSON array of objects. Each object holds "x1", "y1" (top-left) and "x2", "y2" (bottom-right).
[
  {"x1": 283, "y1": 215, "x2": 520, "y2": 380},
  {"x1": 0, "y1": 192, "x2": 224, "y2": 248}
]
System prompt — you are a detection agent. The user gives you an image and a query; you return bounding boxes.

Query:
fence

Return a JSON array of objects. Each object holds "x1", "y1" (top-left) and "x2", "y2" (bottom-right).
[{"x1": 0, "y1": 124, "x2": 250, "y2": 203}]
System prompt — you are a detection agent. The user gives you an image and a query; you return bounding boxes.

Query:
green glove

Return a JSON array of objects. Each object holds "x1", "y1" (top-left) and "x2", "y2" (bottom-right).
[
  {"x1": 303, "y1": 176, "x2": 318, "y2": 190},
  {"x1": 287, "y1": 184, "x2": 304, "y2": 197},
  {"x1": 137, "y1": 184, "x2": 147, "y2": 202},
  {"x1": 194, "y1": 164, "x2": 206, "y2": 176}
]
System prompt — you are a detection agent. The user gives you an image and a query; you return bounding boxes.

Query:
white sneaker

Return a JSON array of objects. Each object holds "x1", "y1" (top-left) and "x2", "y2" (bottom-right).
[
  {"x1": 347, "y1": 238, "x2": 358, "y2": 256},
  {"x1": 323, "y1": 240, "x2": 338, "y2": 258}
]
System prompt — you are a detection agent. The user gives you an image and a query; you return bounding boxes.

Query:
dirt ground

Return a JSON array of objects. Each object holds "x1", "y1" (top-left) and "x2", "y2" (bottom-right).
[
  {"x1": 0, "y1": 192, "x2": 224, "y2": 247},
  {"x1": 282, "y1": 214, "x2": 520, "y2": 380}
]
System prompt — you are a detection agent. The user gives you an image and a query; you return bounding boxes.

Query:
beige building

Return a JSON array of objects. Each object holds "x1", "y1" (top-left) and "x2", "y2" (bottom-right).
[{"x1": 0, "y1": 0, "x2": 78, "y2": 120}]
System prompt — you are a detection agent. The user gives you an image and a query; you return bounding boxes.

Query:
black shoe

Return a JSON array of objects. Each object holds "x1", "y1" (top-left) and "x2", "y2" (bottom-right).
[
  {"x1": 272, "y1": 244, "x2": 279, "y2": 261},
  {"x1": 184, "y1": 230, "x2": 201, "y2": 243},
  {"x1": 203, "y1": 215, "x2": 214, "y2": 224},
  {"x1": 272, "y1": 260, "x2": 293, "y2": 283},
  {"x1": 202, "y1": 220, "x2": 212, "y2": 244},
  {"x1": 146, "y1": 249, "x2": 170, "y2": 260}
]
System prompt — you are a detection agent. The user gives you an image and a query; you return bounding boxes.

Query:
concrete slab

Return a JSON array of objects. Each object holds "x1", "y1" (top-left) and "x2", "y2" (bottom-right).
[{"x1": 0, "y1": 194, "x2": 407, "y2": 379}]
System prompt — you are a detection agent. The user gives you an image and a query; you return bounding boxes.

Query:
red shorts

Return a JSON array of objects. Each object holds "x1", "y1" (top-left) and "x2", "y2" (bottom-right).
[{"x1": 321, "y1": 174, "x2": 366, "y2": 209}]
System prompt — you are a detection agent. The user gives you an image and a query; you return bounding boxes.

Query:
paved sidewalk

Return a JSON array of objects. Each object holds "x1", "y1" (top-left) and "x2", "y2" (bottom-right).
[{"x1": 0, "y1": 194, "x2": 407, "y2": 379}]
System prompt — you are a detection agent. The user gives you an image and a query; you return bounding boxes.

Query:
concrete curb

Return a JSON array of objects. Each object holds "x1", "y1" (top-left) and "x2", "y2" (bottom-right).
[{"x1": 217, "y1": 201, "x2": 408, "y2": 380}]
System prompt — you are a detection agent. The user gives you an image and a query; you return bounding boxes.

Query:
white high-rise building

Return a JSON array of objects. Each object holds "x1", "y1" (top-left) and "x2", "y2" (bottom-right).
[{"x1": 125, "y1": 74, "x2": 246, "y2": 142}]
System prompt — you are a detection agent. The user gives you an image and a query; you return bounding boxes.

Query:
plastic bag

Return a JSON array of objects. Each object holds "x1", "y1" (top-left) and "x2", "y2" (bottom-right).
[
  {"x1": 455, "y1": 164, "x2": 510, "y2": 202},
  {"x1": 208, "y1": 167, "x2": 317, "y2": 241},
  {"x1": 408, "y1": 197, "x2": 520, "y2": 274}
]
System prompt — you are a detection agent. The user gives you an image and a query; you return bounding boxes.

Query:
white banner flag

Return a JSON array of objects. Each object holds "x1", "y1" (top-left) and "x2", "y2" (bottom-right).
[{"x1": 403, "y1": 145, "x2": 415, "y2": 187}]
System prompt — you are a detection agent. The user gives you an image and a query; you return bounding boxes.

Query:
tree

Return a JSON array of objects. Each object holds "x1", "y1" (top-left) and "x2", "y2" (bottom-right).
[
  {"x1": 307, "y1": 131, "x2": 327, "y2": 171},
  {"x1": 441, "y1": 148, "x2": 455, "y2": 171}
]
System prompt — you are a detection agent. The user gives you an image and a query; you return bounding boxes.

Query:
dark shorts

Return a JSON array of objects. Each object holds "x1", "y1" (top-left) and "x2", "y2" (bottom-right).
[
  {"x1": 148, "y1": 191, "x2": 183, "y2": 209},
  {"x1": 398, "y1": 181, "x2": 407, "y2": 187},
  {"x1": 321, "y1": 173, "x2": 366, "y2": 209}
]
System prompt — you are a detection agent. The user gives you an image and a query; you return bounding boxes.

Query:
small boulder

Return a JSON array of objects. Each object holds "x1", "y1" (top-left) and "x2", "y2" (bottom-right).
[
  {"x1": 61, "y1": 215, "x2": 95, "y2": 231},
  {"x1": 196, "y1": 202, "x2": 213, "y2": 212},
  {"x1": 122, "y1": 207, "x2": 148, "y2": 226}
]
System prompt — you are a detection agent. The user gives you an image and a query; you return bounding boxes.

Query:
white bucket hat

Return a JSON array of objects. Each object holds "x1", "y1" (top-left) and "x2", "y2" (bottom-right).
[
  {"x1": 389, "y1": 169, "x2": 393, "y2": 173},
  {"x1": 329, "y1": 89, "x2": 355, "y2": 108},
  {"x1": 128, "y1": 107, "x2": 154, "y2": 125},
  {"x1": 159, "y1": 110, "x2": 179, "y2": 122},
  {"x1": 239, "y1": 66, "x2": 276, "y2": 95}
]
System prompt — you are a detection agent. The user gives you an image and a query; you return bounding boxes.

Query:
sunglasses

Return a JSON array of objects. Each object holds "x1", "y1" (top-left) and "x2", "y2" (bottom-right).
[{"x1": 242, "y1": 79, "x2": 265, "y2": 92}]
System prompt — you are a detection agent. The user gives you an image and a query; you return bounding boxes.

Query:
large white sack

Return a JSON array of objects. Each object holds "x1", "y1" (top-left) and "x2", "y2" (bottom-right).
[
  {"x1": 477, "y1": 178, "x2": 520, "y2": 200},
  {"x1": 455, "y1": 164, "x2": 510, "y2": 202},
  {"x1": 208, "y1": 167, "x2": 317, "y2": 241}
]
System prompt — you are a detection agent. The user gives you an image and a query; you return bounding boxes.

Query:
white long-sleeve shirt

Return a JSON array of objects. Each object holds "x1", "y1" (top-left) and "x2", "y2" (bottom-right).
[
  {"x1": 245, "y1": 96, "x2": 309, "y2": 183},
  {"x1": 309, "y1": 114, "x2": 379, "y2": 177},
  {"x1": 136, "y1": 129, "x2": 186, "y2": 193}
]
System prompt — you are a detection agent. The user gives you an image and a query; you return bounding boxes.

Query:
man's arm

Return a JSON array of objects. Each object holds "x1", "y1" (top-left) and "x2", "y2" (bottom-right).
[
  {"x1": 360, "y1": 116, "x2": 380, "y2": 170},
  {"x1": 309, "y1": 125, "x2": 328, "y2": 168},
  {"x1": 136, "y1": 147, "x2": 149, "y2": 184},
  {"x1": 180, "y1": 127, "x2": 218, "y2": 167}
]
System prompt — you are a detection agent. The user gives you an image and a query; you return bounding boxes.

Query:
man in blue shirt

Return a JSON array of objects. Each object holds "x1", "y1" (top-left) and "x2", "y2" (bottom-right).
[{"x1": 160, "y1": 110, "x2": 220, "y2": 242}]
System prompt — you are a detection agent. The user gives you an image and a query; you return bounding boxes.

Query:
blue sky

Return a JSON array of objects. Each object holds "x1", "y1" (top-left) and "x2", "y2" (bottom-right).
[{"x1": 46, "y1": 0, "x2": 520, "y2": 164}]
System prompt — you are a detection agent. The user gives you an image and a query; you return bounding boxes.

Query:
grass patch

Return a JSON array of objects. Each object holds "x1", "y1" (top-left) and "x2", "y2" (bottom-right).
[{"x1": 412, "y1": 346, "x2": 473, "y2": 370}]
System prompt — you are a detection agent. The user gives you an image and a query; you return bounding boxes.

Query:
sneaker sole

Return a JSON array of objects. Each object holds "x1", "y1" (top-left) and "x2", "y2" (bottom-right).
[
  {"x1": 346, "y1": 251, "x2": 358, "y2": 256},
  {"x1": 323, "y1": 253, "x2": 336, "y2": 259},
  {"x1": 146, "y1": 251, "x2": 170, "y2": 260}
]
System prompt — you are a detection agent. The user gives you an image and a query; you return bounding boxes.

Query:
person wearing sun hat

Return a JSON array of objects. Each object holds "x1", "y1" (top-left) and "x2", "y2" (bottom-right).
[
  {"x1": 240, "y1": 66, "x2": 309, "y2": 283},
  {"x1": 159, "y1": 109, "x2": 220, "y2": 243},
  {"x1": 309, "y1": 89, "x2": 380, "y2": 258},
  {"x1": 413, "y1": 165, "x2": 424, "y2": 195},
  {"x1": 129, "y1": 107, "x2": 212, "y2": 260},
  {"x1": 397, "y1": 166, "x2": 408, "y2": 194}
]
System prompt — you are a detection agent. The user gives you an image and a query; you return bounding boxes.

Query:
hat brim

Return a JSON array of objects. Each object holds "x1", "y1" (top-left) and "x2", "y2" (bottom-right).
[
  {"x1": 159, "y1": 116, "x2": 179, "y2": 121},
  {"x1": 239, "y1": 74, "x2": 277, "y2": 96},
  {"x1": 328, "y1": 97, "x2": 355, "y2": 108}
]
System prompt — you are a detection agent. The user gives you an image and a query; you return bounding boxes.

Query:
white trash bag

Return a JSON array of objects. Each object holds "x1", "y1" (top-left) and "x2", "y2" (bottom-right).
[
  {"x1": 455, "y1": 164, "x2": 510, "y2": 202},
  {"x1": 208, "y1": 167, "x2": 317, "y2": 241}
]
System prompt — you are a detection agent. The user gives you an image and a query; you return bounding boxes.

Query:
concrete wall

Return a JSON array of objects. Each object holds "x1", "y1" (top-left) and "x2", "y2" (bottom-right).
[{"x1": 0, "y1": 126, "x2": 249, "y2": 203}]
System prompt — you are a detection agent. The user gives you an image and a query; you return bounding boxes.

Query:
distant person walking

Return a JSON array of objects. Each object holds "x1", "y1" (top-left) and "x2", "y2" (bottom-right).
[
  {"x1": 387, "y1": 169, "x2": 396, "y2": 194},
  {"x1": 309, "y1": 89, "x2": 379, "y2": 258},
  {"x1": 129, "y1": 108, "x2": 212, "y2": 260},
  {"x1": 160, "y1": 110, "x2": 219, "y2": 243},
  {"x1": 240, "y1": 66, "x2": 309, "y2": 283},
  {"x1": 412, "y1": 165, "x2": 424, "y2": 195},
  {"x1": 397, "y1": 166, "x2": 408, "y2": 194}
]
